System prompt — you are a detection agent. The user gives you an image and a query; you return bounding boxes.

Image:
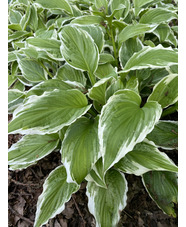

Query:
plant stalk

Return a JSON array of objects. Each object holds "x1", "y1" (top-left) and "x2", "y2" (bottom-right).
[
  {"x1": 107, "y1": 20, "x2": 118, "y2": 67},
  {"x1": 88, "y1": 71, "x2": 96, "y2": 85},
  {"x1": 39, "y1": 61, "x2": 53, "y2": 79}
]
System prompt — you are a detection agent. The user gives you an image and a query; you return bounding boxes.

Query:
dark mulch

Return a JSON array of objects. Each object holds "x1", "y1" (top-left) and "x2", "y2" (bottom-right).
[{"x1": 8, "y1": 113, "x2": 178, "y2": 227}]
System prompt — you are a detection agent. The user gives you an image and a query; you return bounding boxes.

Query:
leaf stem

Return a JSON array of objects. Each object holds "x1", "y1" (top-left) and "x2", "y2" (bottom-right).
[
  {"x1": 88, "y1": 71, "x2": 96, "y2": 85},
  {"x1": 107, "y1": 20, "x2": 118, "y2": 67},
  {"x1": 39, "y1": 61, "x2": 53, "y2": 79},
  {"x1": 88, "y1": 108, "x2": 97, "y2": 117}
]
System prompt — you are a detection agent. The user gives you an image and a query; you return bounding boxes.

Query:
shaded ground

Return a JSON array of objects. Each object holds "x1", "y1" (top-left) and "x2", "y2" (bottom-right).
[{"x1": 8, "y1": 114, "x2": 178, "y2": 227}]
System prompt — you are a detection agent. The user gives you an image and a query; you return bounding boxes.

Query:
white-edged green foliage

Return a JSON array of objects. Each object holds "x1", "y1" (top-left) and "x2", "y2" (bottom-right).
[{"x1": 8, "y1": 0, "x2": 178, "y2": 226}]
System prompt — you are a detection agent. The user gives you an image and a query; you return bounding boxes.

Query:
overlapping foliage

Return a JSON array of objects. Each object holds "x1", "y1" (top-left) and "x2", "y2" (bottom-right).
[{"x1": 8, "y1": 0, "x2": 178, "y2": 226}]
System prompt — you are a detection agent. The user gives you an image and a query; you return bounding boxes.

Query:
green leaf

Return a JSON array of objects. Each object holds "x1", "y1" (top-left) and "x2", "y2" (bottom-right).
[
  {"x1": 148, "y1": 74, "x2": 178, "y2": 108},
  {"x1": 8, "y1": 134, "x2": 59, "y2": 170},
  {"x1": 88, "y1": 77, "x2": 113, "y2": 104},
  {"x1": 134, "y1": 0, "x2": 158, "y2": 9},
  {"x1": 86, "y1": 158, "x2": 106, "y2": 188},
  {"x1": 12, "y1": 80, "x2": 25, "y2": 91},
  {"x1": 126, "y1": 76, "x2": 139, "y2": 93},
  {"x1": 94, "y1": 0, "x2": 108, "y2": 12},
  {"x1": 61, "y1": 117, "x2": 100, "y2": 184},
  {"x1": 118, "y1": 24, "x2": 157, "y2": 44},
  {"x1": 147, "y1": 120, "x2": 178, "y2": 150},
  {"x1": 86, "y1": 169, "x2": 128, "y2": 227},
  {"x1": 26, "y1": 37, "x2": 63, "y2": 61},
  {"x1": 119, "y1": 37, "x2": 143, "y2": 68},
  {"x1": 121, "y1": 45, "x2": 178, "y2": 73},
  {"x1": 76, "y1": 25, "x2": 104, "y2": 53},
  {"x1": 8, "y1": 51, "x2": 18, "y2": 63},
  {"x1": 105, "y1": 78, "x2": 125, "y2": 101},
  {"x1": 26, "y1": 79, "x2": 74, "y2": 97},
  {"x1": 142, "y1": 171, "x2": 178, "y2": 217},
  {"x1": 8, "y1": 74, "x2": 17, "y2": 88},
  {"x1": 8, "y1": 89, "x2": 24, "y2": 104},
  {"x1": 56, "y1": 64, "x2": 87, "y2": 86},
  {"x1": 35, "y1": 0, "x2": 73, "y2": 15},
  {"x1": 71, "y1": 15, "x2": 105, "y2": 25},
  {"x1": 34, "y1": 166, "x2": 79, "y2": 227},
  {"x1": 8, "y1": 89, "x2": 91, "y2": 134},
  {"x1": 18, "y1": 58, "x2": 47, "y2": 82},
  {"x1": 8, "y1": 23, "x2": 23, "y2": 31},
  {"x1": 140, "y1": 8, "x2": 177, "y2": 24},
  {"x1": 112, "y1": 20, "x2": 127, "y2": 31},
  {"x1": 35, "y1": 28, "x2": 57, "y2": 39},
  {"x1": 115, "y1": 140, "x2": 178, "y2": 176},
  {"x1": 110, "y1": 0, "x2": 130, "y2": 20},
  {"x1": 8, "y1": 31, "x2": 31, "y2": 42},
  {"x1": 99, "y1": 89, "x2": 162, "y2": 173},
  {"x1": 153, "y1": 23, "x2": 171, "y2": 43},
  {"x1": 60, "y1": 25, "x2": 99, "y2": 74},
  {"x1": 95, "y1": 63, "x2": 117, "y2": 79},
  {"x1": 99, "y1": 53, "x2": 115, "y2": 64},
  {"x1": 166, "y1": 30, "x2": 177, "y2": 47},
  {"x1": 29, "y1": 4, "x2": 38, "y2": 31},
  {"x1": 20, "y1": 4, "x2": 31, "y2": 30},
  {"x1": 86, "y1": 169, "x2": 107, "y2": 188},
  {"x1": 9, "y1": 9, "x2": 22, "y2": 24}
]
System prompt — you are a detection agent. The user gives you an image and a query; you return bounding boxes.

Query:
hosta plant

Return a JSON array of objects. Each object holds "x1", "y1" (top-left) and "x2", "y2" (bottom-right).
[{"x1": 8, "y1": 0, "x2": 178, "y2": 226}]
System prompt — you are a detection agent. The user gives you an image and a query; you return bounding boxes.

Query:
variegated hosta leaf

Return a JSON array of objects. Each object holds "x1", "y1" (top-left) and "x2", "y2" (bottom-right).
[
  {"x1": 26, "y1": 79, "x2": 74, "y2": 97},
  {"x1": 99, "y1": 89, "x2": 162, "y2": 173},
  {"x1": 75, "y1": 25, "x2": 104, "y2": 53},
  {"x1": 56, "y1": 64, "x2": 87, "y2": 87},
  {"x1": 147, "y1": 120, "x2": 178, "y2": 150},
  {"x1": 139, "y1": 8, "x2": 178, "y2": 24},
  {"x1": 29, "y1": 4, "x2": 38, "y2": 32},
  {"x1": 95, "y1": 63, "x2": 117, "y2": 79},
  {"x1": 8, "y1": 74, "x2": 17, "y2": 88},
  {"x1": 115, "y1": 140, "x2": 178, "y2": 176},
  {"x1": 121, "y1": 45, "x2": 178, "y2": 73},
  {"x1": 87, "y1": 169, "x2": 128, "y2": 227},
  {"x1": 34, "y1": 166, "x2": 79, "y2": 227},
  {"x1": 8, "y1": 31, "x2": 31, "y2": 43},
  {"x1": 118, "y1": 24, "x2": 157, "y2": 44},
  {"x1": 26, "y1": 37, "x2": 63, "y2": 61},
  {"x1": 70, "y1": 15, "x2": 105, "y2": 25},
  {"x1": 8, "y1": 134, "x2": 59, "y2": 170},
  {"x1": 119, "y1": 37, "x2": 143, "y2": 68},
  {"x1": 61, "y1": 117, "x2": 100, "y2": 184},
  {"x1": 8, "y1": 51, "x2": 18, "y2": 63},
  {"x1": 86, "y1": 158, "x2": 107, "y2": 188},
  {"x1": 9, "y1": 9, "x2": 22, "y2": 24},
  {"x1": 153, "y1": 23, "x2": 171, "y2": 43},
  {"x1": 8, "y1": 89, "x2": 24, "y2": 104},
  {"x1": 35, "y1": 0, "x2": 73, "y2": 15},
  {"x1": 17, "y1": 58, "x2": 47, "y2": 82},
  {"x1": 60, "y1": 25, "x2": 99, "y2": 74},
  {"x1": 133, "y1": 0, "x2": 159, "y2": 9},
  {"x1": 8, "y1": 89, "x2": 91, "y2": 134},
  {"x1": 148, "y1": 74, "x2": 178, "y2": 108},
  {"x1": 86, "y1": 170, "x2": 106, "y2": 188},
  {"x1": 126, "y1": 76, "x2": 139, "y2": 93},
  {"x1": 110, "y1": 0, "x2": 130, "y2": 20},
  {"x1": 88, "y1": 77, "x2": 113, "y2": 104},
  {"x1": 142, "y1": 171, "x2": 178, "y2": 217},
  {"x1": 99, "y1": 53, "x2": 115, "y2": 64},
  {"x1": 94, "y1": 0, "x2": 108, "y2": 12},
  {"x1": 105, "y1": 78, "x2": 125, "y2": 101}
]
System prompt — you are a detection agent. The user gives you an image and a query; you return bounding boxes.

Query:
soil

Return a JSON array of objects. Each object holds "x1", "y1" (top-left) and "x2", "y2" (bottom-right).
[{"x1": 8, "y1": 114, "x2": 178, "y2": 227}]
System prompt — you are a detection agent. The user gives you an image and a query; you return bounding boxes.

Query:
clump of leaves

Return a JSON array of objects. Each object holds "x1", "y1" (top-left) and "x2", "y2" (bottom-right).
[{"x1": 8, "y1": 0, "x2": 178, "y2": 226}]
